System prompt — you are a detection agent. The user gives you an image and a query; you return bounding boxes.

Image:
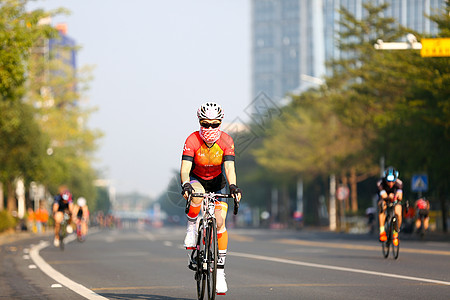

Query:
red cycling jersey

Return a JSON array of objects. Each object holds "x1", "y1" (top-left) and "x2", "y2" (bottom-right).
[{"x1": 182, "y1": 131, "x2": 235, "y2": 181}]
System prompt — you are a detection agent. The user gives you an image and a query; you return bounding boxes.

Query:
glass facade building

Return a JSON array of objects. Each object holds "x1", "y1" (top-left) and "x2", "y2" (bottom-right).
[{"x1": 252, "y1": 0, "x2": 445, "y2": 106}]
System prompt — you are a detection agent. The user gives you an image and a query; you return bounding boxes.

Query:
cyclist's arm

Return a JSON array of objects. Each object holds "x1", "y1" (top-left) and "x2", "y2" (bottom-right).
[
  {"x1": 180, "y1": 159, "x2": 193, "y2": 186},
  {"x1": 395, "y1": 190, "x2": 403, "y2": 201},
  {"x1": 52, "y1": 202, "x2": 59, "y2": 214},
  {"x1": 68, "y1": 202, "x2": 74, "y2": 215},
  {"x1": 224, "y1": 161, "x2": 241, "y2": 201},
  {"x1": 82, "y1": 206, "x2": 90, "y2": 223},
  {"x1": 395, "y1": 180, "x2": 403, "y2": 201},
  {"x1": 72, "y1": 205, "x2": 79, "y2": 221},
  {"x1": 376, "y1": 180, "x2": 387, "y2": 200}
]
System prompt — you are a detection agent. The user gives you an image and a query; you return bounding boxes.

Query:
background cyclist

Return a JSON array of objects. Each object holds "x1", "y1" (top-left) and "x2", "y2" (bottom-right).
[
  {"x1": 52, "y1": 186, "x2": 74, "y2": 247},
  {"x1": 415, "y1": 197, "x2": 430, "y2": 234},
  {"x1": 377, "y1": 166, "x2": 403, "y2": 246},
  {"x1": 180, "y1": 101, "x2": 242, "y2": 295},
  {"x1": 73, "y1": 197, "x2": 90, "y2": 239}
]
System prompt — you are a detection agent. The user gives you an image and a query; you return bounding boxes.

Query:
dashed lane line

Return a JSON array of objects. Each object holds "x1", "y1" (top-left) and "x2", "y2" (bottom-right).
[{"x1": 29, "y1": 231, "x2": 108, "y2": 300}]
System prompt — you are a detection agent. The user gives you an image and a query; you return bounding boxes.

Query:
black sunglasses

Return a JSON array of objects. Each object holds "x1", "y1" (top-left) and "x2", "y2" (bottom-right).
[{"x1": 200, "y1": 122, "x2": 221, "y2": 128}]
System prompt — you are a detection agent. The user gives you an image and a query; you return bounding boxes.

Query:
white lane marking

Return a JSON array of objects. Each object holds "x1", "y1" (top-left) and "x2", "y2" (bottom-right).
[
  {"x1": 139, "y1": 231, "x2": 156, "y2": 241},
  {"x1": 30, "y1": 240, "x2": 108, "y2": 300},
  {"x1": 230, "y1": 251, "x2": 450, "y2": 286},
  {"x1": 23, "y1": 255, "x2": 30, "y2": 260},
  {"x1": 51, "y1": 284, "x2": 63, "y2": 288},
  {"x1": 23, "y1": 248, "x2": 30, "y2": 254},
  {"x1": 105, "y1": 237, "x2": 115, "y2": 243},
  {"x1": 28, "y1": 264, "x2": 37, "y2": 269}
]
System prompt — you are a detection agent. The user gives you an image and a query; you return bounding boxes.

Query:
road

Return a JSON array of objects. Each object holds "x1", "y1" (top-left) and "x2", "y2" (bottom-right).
[{"x1": 1, "y1": 226, "x2": 449, "y2": 299}]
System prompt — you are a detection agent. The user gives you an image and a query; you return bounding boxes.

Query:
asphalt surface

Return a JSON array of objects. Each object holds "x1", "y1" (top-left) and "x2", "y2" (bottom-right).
[{"x1": 1, "y1": 226, "x2": 449, "y2": 299}]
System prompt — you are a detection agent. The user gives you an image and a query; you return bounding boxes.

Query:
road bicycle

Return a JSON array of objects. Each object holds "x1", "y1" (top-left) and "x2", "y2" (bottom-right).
[
  {"x1": 76, "y1": 218, "x2": 86, "y2": 242},
  {"x1": 381, "y1": 201, "x2": 400, "y2": 259},
  {"x1": 58, "y1": 212, "x2": 71, "y2": 251},
  {"x1": 186, "y1": 192, "x2": 239, "y2": 300}
]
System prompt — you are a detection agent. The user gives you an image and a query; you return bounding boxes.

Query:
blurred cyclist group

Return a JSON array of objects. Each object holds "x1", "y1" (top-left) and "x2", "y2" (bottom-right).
[{"x1": 52, "y1": 186, "x2": 90, "y2": 247}]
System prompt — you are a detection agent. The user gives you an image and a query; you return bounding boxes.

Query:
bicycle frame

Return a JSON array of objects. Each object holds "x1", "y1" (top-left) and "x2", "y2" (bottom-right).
[
  {"x1": 76, "y1": 218, "x2": 86, "y2": 242},
  {"x1": 59, "y1": 212, "x2": 70, "y2": 250}
]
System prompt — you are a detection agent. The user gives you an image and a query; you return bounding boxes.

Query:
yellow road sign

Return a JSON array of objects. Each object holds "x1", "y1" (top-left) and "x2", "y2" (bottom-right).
[{"x1": 420, "y1": 38, "x2": 450, "y2": 57}]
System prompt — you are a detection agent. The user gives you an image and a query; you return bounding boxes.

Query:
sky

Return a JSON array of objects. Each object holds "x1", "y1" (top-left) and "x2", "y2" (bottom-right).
[{"x1": 28, "y1": 0, "x2": 251, "y2": 198}]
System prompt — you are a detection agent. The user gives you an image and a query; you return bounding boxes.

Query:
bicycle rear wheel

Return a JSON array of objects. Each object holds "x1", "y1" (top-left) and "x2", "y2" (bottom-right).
[
  {"x1": 205, "y1": 219, "x2": 218, "y2": 300},
  {"x1": 196, "y1": 220, "x2": 206, "y2": 300}
]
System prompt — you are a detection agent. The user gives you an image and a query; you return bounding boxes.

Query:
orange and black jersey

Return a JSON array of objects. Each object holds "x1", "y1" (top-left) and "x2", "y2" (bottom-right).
[{"x1": 182, "y1": 131, "x2": 235, "y2": 181}]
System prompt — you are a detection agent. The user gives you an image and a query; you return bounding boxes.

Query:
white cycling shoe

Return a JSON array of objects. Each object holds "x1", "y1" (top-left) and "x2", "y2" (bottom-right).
[
  {"x1": 183, "y1": 221, "x2": 197, "y2": 249},
  {"x1": 53, "y1": 238, "x2": 60, "y2": 247},
  {"x1": 216, "y1": 269, "x2": 227, "y2": 295}
]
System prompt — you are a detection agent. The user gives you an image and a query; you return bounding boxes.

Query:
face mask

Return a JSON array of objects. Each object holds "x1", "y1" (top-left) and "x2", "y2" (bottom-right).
[{"x1": 199, "y1": 126, "x2": 221, "y2": 143}]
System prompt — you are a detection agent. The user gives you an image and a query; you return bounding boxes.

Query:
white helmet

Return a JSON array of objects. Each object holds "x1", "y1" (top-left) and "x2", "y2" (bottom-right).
[
  {"x1": 197, "y1": 102, "x2": 224, "y2": 120},
  {"x1": 77, "y1": 197, "x2": 86, "y2": 207}
]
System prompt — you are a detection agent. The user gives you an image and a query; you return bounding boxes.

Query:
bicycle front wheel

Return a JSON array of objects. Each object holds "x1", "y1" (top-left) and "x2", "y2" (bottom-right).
[
  {"x1": 196, "y1": 220, "x2": 206, "y2": 300},
  {"x1": 392, "y1": 220, "x2": 400, "y2": 259},
  {"x1": 59, "y1": 225, "x2": 66, "y2": 251},
  {"x1": 205, "y1": 219, "x2": 218, "y2": 300},
  {"x1": 381, "y1": 219, "x2": 390, "y2": 258}
]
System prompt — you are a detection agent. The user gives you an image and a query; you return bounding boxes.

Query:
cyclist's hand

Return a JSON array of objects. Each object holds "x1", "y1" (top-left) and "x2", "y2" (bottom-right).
[
  {"x1": 181, "y1": 182, "x2": 194, "y2": 200},
  {"x1": 229, "y1": 184, "x2": 242, "y2": 202}
]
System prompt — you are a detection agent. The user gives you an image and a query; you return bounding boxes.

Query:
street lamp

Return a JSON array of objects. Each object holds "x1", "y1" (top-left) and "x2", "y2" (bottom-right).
[{"x1": 374, "y1": 34, "x2": 422, "y2": 50}]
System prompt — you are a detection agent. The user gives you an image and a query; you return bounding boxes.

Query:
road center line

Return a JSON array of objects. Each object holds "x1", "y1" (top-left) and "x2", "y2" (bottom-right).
[
  {"x1": 276, "y1": 239, "x2": 450, "y2": 256},
  {"x1": 29, "y1": 238, "x2": 107, "y2": 300},
  {"x1": 230, "y1": 251, "x2": 450, "y2": 286}
]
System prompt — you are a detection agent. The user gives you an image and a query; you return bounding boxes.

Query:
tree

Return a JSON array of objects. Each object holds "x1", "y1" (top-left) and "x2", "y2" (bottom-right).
[
  {"x1": 0, "y1": 101, "x2": 47, "y2": 211},
  {"x1": 0, "y1": 1, "x2": 102, "y2": 212},
  {"x1": 250, "y1": 2, "x2": 449, "y2": 226},
  {"x1": 331, "y1": 2, "x2": 449, "y2": 226},
  {"x1": 0, "y1": 0, "x2": 56, "y2": 211},
  {"x1": 24, "y1": 6, "x2": 102, "y2": 202}
]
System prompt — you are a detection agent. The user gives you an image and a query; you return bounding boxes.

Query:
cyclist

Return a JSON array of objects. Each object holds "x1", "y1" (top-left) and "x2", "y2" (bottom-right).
[
  {"x1": 73, "y1": 197, "x2": 90, "y2": 239},
  {"x1": 181, "y1": 102, "x2": 242, "y2": 295},
  {"x1": 377, "y1": 166, "x2": 403, "y2": 246},
  {"x1": 52, "y1": 187, "x2": 74, "y2": 247},
  {"x1": 415, "y1": 197, "x2": 430, "y2": 234}
]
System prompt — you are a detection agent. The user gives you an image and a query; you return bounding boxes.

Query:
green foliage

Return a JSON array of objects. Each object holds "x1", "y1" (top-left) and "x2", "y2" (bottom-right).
[
  {"x1": 247, "y1": 2, "x2": 450, "y2": 224},
  {"x1": 0, "y1": 1, "x2": 102, "y2": 211},
  {"x1": 0, "y1": 100, "x2": 47, "y2": 184},
  {"x1": 93, "y1": 186, "x2": 111, "y2": 214},
  {"x1": 0, "y1": 210, "x2": 17, "y2": 232},
  {"x1": 0, "y1": 0, "x2": 56, "y2": 102}
]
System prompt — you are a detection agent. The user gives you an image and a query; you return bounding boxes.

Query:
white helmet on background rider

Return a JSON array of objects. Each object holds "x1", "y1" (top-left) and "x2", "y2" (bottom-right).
[
  {"x1": 77, "y1": 197, "x2": 86, "y2": 207},
  {"x1": 197, "y1": 102, "x2": 224, "y2": 120}
]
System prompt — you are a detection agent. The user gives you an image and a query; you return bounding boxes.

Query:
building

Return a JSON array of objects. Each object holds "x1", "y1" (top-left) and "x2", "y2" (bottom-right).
[{"x1": 251, "y1": 0, "x2": 445, "y2": 107}]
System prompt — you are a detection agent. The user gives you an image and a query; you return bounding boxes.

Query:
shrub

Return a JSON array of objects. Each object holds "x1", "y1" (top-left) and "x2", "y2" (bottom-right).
[{"x1": 0, "y1": 210, "x2": 17, "y2": 232}]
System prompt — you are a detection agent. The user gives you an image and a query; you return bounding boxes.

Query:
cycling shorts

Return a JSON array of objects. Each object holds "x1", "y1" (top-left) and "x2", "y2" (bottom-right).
[
  {"x1": 190, "y1": 174, "x2": 227, "y2": 202},
  {"x1": 418, "y1": 209, "x2": 429, "y2": 218}
]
